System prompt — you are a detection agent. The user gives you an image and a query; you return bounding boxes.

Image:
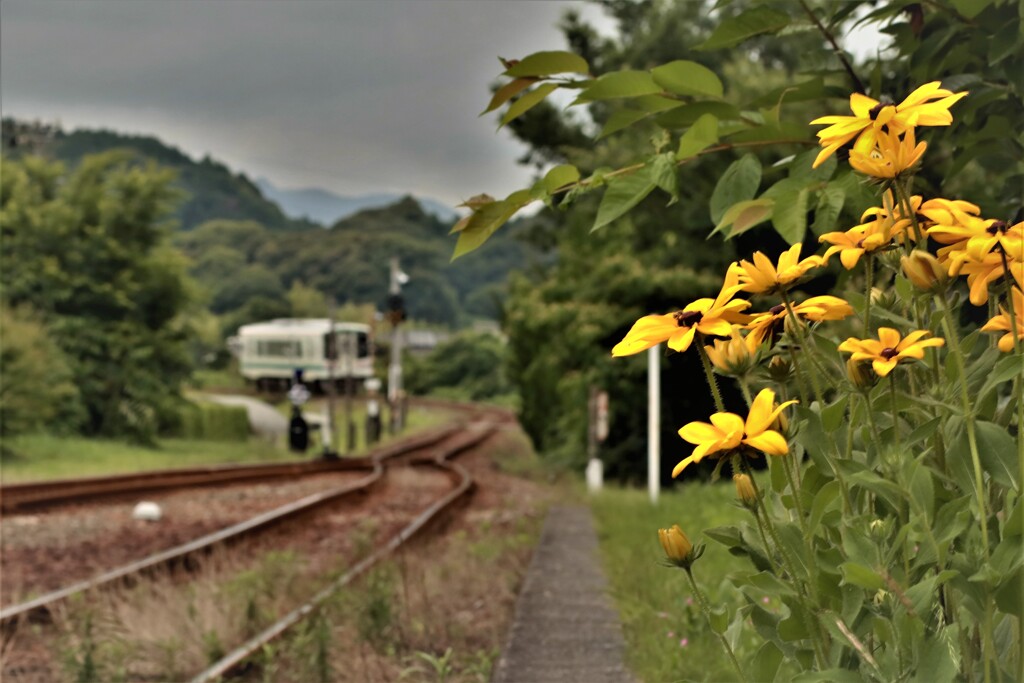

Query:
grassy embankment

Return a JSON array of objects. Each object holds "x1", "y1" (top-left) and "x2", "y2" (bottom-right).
[
  {"x1": 592, "y1": 483, "x2": 768, "y2": 683},
  {"x1": 1, "y1": 402, "x2": 460, "y2": 483}
]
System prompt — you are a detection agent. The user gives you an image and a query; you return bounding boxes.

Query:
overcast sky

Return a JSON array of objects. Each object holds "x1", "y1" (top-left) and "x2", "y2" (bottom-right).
[{"x1": 1, "y1": 1, "x2": 613, "y2": 208}]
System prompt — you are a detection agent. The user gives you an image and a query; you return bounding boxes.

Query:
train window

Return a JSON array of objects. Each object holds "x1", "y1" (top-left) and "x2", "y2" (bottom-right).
[
  {"x1": 257, "y1": 340, "x2": 301, "y2": 358},
  {"x1": 357, "y1": 332, "x2": 369, "y2": 358}
]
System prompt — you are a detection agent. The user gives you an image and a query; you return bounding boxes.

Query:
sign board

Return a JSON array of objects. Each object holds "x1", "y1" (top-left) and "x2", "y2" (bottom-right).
[{"x1": 596, "y1": 391, "x2": 609, "y2": 442}]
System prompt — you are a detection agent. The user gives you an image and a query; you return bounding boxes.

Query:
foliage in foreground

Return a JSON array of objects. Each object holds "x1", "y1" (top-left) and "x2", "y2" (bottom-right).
[{"x1": 465, "y1": 1, "x2": 1023, "y2": 680}]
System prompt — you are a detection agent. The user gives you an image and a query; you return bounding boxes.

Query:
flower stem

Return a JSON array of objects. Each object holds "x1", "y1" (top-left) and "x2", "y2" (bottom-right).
[
  {"x1": 889, "y1": 374, "x2": 901, "y2": 452},
  {"x1": 696, "y1": 340, "x2": 727, "y2": 413},
  {"x1": 864, "y1": 255, "x2": 874, "y2": 337},
  {"x1": 780, "y1": 292, "x2": 826, "y2": 406},
  {"x1": 683, "y1": 567, "x2": 749, "y2": 683},
  {"x1": 935, "y1": 292, "x2": 996, "y2": 683}
]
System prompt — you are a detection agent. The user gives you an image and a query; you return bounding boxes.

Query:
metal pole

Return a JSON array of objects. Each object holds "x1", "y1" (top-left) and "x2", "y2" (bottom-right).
[
  {"x1": 648, "y1": 345, "x2": 661, "y2": 504},
  {"x1": 323, "y1": 300, "x2": 338, "y2": 458},
  {"x1": 344, "y1": 333, "x2": 355, "y2": 453},
  {"x1": 388, "y1": 257, "x2": 404, "y2": 434}
]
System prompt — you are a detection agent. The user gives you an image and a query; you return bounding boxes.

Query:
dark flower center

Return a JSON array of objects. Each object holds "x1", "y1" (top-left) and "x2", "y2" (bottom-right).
[
  {"x1": 880, "y1": 347, "x2": 899, "y2": 360},
  {"x1": 868, "y1": 100, "x2": 893, "y2": 120},
  {"x1": 769, "y1": 304, "x2": 786, "y2": 316},
  {"x1": 674, "y1": 310, "x2": 703, "y2": 327},
  {"x1": 987, "y1": 220, "x2": 1008, "y2": 235}
]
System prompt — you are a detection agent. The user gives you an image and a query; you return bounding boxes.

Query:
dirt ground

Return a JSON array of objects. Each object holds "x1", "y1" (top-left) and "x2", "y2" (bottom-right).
[{"x1": 1, "y1": 420, "x2": 559, "y2": 683}]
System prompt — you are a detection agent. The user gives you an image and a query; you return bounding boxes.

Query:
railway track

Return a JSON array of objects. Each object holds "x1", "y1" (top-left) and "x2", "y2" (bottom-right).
[{"x1": 0, "y1": 420, "x2": 492, "y2": 631}]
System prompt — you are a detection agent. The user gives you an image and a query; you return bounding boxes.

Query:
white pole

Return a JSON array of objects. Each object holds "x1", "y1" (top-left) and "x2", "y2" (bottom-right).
[{"x1": 648, "y1": 344, "x2": 660, "y2": 504}]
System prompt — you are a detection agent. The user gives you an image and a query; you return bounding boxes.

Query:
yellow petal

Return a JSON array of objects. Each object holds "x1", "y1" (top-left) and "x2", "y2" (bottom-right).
[{"x1": 743, "y1": 430, "x2": 789, "y2": 456}]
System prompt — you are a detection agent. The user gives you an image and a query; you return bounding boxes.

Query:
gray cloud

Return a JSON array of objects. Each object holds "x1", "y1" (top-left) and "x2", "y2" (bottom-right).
[{"x1": 1, "y1": 0, "x2": 610, "y2": 206}]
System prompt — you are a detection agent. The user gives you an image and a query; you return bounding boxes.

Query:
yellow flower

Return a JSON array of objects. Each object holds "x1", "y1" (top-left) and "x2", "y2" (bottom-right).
[
  {"x1": 611, "y1": 270, "x2": 751, "y2": 356},
  {"x1": 658, "y1": 524, "x2": 696, "y2": 567},
  {"x1": 849, "y1": 127, "x2": 927, "y2": 179},
  {"x1": 901, "y1": 251, "x2": 949, "y2": 292},
  {"x1": 733, "y1": 245, "x2": 824, "y2": 295},
  {"x1": 981, "y1": 287, "x2": 1024, "y2": 352},
  {"x1": 704, "y1": 327, "x2": 759, "y2": 376},
  {"x1": 918, "y1": 197, "x2": 981, "y2": 227},
  {"x1": 838, "y1": 327, "x2": 945, "y2": 377},
  {"x1": 733, "y1": 473, "x2": 757, "y2": 507},
  {"x1": 821, "y1": 191, "x2": 923, "y2": 269},
  {"x1": 674, "y1": 388, "x2": 796, "y2": 477},
  {"x1": 746, "y1": 296, "x2": 854, "y2": 347},
  {"x1": 810, "y1": 82, "x2": 967, "y2": 168},
  {"x1": 939, "y1": 238, "x2": 1021, "y2": 306}
]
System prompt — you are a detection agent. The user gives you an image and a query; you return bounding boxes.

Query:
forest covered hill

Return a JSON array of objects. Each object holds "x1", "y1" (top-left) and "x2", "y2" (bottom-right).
[{"x1": 1, "y1": 118, "x2": 545, "y2": 328}]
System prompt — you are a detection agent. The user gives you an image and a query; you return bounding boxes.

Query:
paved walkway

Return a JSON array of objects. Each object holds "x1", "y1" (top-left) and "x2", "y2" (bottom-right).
[{"x1": 492, "y1": 505, "x2": 633, "y2": 683}]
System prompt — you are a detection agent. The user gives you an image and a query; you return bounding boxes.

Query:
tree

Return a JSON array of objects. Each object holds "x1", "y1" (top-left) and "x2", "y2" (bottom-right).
[
  {"x1": 0, "y1": 306, "x2": 83, "y2": 437},
  {"x1": 1, "y1": 152, "x2": 193, "y2": 440}
]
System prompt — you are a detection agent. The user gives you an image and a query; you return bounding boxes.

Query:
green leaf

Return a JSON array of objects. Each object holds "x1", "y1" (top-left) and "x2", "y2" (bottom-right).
[
  {"x1": 979, "y1": 354, "x2": 1024, "y2": 397},
  {"x1": 752, "y1": 642, "x2": 783, "y2": 682},
  {"x1": 916, "y1": 626, "x2": 960, "y2": 683},
  {"x1": 709, "y1": 154, "x2": 761, "y2": 223},
  {"x1": 500, "y1": 83, "x2": 559, "y2": 127},
  {"x1": 950, "y1": 0, "x2": 991, "y2": 19},
  {"x1": 503, "y1": 51, "x2": 589, "y2": 77},
  {"x1": 573, "y1": 71, "x2": 661, "y2": 104},
  {"x1": 540, "y1": 164, "x2": 580, "y2": 194},
  {"x1": 481, "y1": 77, "x2": 537, "y2": 115},
  {"x1": 452, "y1": 193, "x2": 530, "y2": 260},
  {"x1": 650, "y1": 154, "x2": 678, "y2": 203},
  {"x1": 820, "y1": 395, "x2": 848, "y2": 432},
  {"x1": 709, "y1": 604, "x2": 729, "y2": 634},
  {"x1": 698, "y1": 6, "x2": 791, "y2": 51},
  {"x1": 676, "y1": 113, "x2": 719, "y2": 160},
  {"x1": 713, "y1": 199, "x2": 774, "y2": 238},
  {"x1": 770, "y1": 186, "x2": 809, "y2": 245},
  {"x1": 809, "y1": 480, "x2": 841, "y2": 535},
  {"x1": 703, "y1": 525, "x2": 743, "y2": 548},
  {"x1": 840, "y1": 562, "x2": 885, "y2": 591},
  {"x1": 598, "y1": 110, "x2": 651, "y2": 139},
  {"x1": 975, "y1": 420, "x2": 1019, "y2": 489},
  {"x1": 655, "y1": 101, "x2": 742, "y2": 128},
  {"x1": 592, "y1": 168, "x2": 656, "y2": 231},
  {"x1": 909, "y1": 461, "x2": 935, "y2": 521},
  {"x1": 650, "y1": 60, "x2": 723, "y2": 98},
  {"x1": 793, "y1": 669, "x2": 867, "y2": 683}
]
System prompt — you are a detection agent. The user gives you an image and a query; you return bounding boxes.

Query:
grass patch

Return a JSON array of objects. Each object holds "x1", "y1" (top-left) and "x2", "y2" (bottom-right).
[
  {"x1": 591, "y1": 483, "x2": 771, "y2": 683},
  {"x1": 1, "y1": 434, "x2": 292, "y2": 483},
  {"x1": 1, "y1": 403, "x2": 459, "y2": 483}
]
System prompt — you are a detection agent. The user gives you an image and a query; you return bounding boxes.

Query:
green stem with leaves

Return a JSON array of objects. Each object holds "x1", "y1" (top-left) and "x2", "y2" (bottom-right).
[
  {"x1": 935, "y1": 292, "x2": 995, "y2": 683},
  {"x1": 683, "y1": 566, "x2": 749, "y2": 683}
]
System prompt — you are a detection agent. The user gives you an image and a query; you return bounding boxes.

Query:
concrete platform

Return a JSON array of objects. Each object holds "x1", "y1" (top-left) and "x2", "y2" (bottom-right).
[{"x1": 492, "y1": 505, "x2": 633, "y2": 683}]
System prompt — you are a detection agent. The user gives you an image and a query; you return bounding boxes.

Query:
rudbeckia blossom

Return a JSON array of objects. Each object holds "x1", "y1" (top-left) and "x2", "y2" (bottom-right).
[
  {"x1": 931, "y1": 219, "x2": 1023, "y2": 276},
  {"x1": 674, "y1": 388, "x2": 796, "y2": 477},
  {"x1": 838, "y1": 327, "x2": 945, "y2": 377},
  {"x1": 949, "y1": 248, "x2": 1020, "y2": 306},
  {"x1": 745, "y1": 296, "x2": 854, "y2": 347},
  {"x1": 901, "y1": 251, "x2": 949, "y2": 292},
  {"x1": 849, "y1": 127, "x2": 927, "y2": 179},
  {"x1": 981, "y1": 287, "x2": 1024, "y2": 352},
  {"x1": 733, "y1": 245, "x2": 824, "y2": 295},
  {"x1": 810, "y1": 82, "x2": 967, "y2": 168},
  {"x1": 611, "y1": 270, "x2": 751, "y2": 356}
]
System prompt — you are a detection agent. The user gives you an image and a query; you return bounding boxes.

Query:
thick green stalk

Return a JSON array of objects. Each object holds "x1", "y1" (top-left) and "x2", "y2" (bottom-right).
[
  {"x1": 696, "y1": 340, "x2": 727, "y2": 413},
  {"x1": 935, "y1": 293, "x2": 995, "y2": 683},
  {"x1": 780, "y1": 292, "x2": 826, "y2": 406},
  {"x1": 683, "y1": 567, "x2": 749, "y2": 683},
  {"x1": 864, "y1": 255, "x2": 874, "y2": 337}
]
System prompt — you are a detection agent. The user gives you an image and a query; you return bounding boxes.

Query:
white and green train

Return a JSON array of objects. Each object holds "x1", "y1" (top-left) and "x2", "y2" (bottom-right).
[{"x1": 233, "y1": 319, "x2": 373, "y2": 391}]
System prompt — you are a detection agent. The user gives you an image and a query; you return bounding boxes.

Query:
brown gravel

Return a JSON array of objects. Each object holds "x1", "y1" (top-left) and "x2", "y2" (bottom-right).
[{"x1": 0, "y1": 469, "x2": 370, "y2": 604}]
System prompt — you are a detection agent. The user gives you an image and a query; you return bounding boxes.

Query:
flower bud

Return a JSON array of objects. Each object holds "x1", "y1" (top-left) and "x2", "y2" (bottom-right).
[
  {"x1": 658, "y1": 524, "x2": 698, "y2": 568},
  {"x1": 847, "y1": 357, "x2": 876, "y2": 389},
  {"x1": 705, "y1": 330, "x2": 758, "y2": 377},
  {"x1": 733, "y1": 473, "x2": 757, "y2": 507},
  {"x1": 768, "y1": 355, "x2": 792, "y2": 382},
  {"x1": 901, "y1": 251, "x2": 949, "y2": 292}
]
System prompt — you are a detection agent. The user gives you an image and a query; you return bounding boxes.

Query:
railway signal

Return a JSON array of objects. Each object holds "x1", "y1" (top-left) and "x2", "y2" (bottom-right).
[{"x1": 388, "y1": 257, "x2": 409, "y2": 433}]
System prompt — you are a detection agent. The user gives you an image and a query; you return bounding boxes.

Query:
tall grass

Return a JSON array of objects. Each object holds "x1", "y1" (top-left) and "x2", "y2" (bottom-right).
[{"x1": 591, "y1": 483, "x2": 764, "y2": 683}]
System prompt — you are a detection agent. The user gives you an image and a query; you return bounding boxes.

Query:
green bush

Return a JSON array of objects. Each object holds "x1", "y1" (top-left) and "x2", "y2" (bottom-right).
[{"x1": 171, "y1": 400, "x2": 250, "y2": 441}]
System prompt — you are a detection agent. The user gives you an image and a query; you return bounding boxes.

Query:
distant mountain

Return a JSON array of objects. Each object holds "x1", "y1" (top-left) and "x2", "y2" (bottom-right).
[
  {"x1": 256, "y1": 177, "x2": 458, "y2": 226},
  {"x1": 1, "y1": 118, "x2": 314, "y2": 232}
]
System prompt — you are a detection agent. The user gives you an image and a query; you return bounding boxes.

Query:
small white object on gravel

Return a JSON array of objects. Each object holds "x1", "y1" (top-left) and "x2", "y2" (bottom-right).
[{"x1": 132, "y1": 501, "x2": 163, "y2": 521}]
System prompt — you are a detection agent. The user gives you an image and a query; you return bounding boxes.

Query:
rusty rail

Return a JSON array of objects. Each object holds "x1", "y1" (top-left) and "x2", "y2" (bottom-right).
[
  {"x1": 189, "y1": 422, "x2": 493, "y2": 682},
  {"x1": 0, "y1": 424, "x2": 477, "y2": 629},
  {"x1": 0, "y1": 425, "x2": 459, "y2": 513}
]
